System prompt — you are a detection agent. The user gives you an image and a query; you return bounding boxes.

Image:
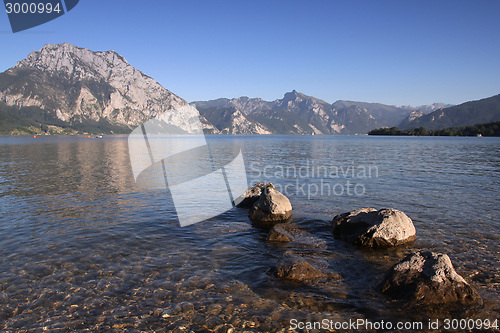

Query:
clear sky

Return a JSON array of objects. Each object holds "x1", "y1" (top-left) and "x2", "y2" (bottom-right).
[{"x1": 1, "y1": 0, "x2": 499, "y2": 106}]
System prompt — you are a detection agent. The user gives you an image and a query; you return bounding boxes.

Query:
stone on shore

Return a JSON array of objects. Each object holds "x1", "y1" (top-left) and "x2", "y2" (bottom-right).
[
  {"x1": 332, "y1": 208, "x2": 416, "y2": 248},
  {"x1": 378, "y1": 251, "x2": 482, "y2": 308}
]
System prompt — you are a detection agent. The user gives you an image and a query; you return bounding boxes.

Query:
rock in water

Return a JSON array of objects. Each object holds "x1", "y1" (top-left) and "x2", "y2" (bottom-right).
[
  {"x1": 273, "y1": 254, "x2": 326, "y2": 281},
  {"x1": 234, "y1": 182, "x2": 267, "y2": 208},
  {"x1": 249, "y1": 184, "x2": 292, "y2": 227},
  {"x1": 267, "y1": 222, "x2": 327, "y2": 248},
  {"x1": 379, "y1": 251, "x2": 482, "y2": 308},
  {"x1": 268, "y1": 224, "x2": 295, "y2": 242},
  {"x1": 234, "y1": 183, "x2": 292, "y2": 227},
  {"x1": 332, "y1": 208, "x2": 416, "y2": 248}
]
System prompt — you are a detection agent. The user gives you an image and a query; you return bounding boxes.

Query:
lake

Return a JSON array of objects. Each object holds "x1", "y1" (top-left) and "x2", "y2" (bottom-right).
[{"x1": 0, "y1": 135, "x2": 499, "y2": 331}]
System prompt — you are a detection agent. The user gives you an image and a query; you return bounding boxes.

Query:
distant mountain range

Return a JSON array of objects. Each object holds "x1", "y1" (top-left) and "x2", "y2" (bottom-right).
[
  {"x1": 397, "y1": 94, "x2": 500, "y2": 130},
  {"x1": 192, "y1": 92, "x2": 455, "y2": 135},
  {"x1": 0, "y1": 43, "x2": 498, "y2": 135}
]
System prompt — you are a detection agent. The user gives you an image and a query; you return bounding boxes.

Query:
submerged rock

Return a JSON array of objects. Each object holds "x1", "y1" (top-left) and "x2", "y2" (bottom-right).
[
  {"x1": 379, "y1": 251, "x2": 482, "y2": 308},
  {"x1": 238, "y1": 183, "x2": 292, "y2": 227},
  {"x1": 267, "y1": 222, "x2": 328, "y2": 248},
  {"x1": 268, "y1": 224, "x2": 294, "y2": 242},
  {"x1": 273, "y1": 254, "x2": 326, "y2": 281},
  {"x1": 332, "y1": 208, "x2": 416, "y2": 248}
]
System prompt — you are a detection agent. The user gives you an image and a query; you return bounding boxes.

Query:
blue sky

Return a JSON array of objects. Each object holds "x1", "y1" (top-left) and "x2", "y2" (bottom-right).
[{"x1": 1, "y1": 0, "x2": 499, "y2": 106}]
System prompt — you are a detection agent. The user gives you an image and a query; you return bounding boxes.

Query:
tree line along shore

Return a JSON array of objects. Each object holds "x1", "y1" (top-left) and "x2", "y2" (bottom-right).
[{"x1": 368, "y1": 121, "x2": 500, "y2": 137}]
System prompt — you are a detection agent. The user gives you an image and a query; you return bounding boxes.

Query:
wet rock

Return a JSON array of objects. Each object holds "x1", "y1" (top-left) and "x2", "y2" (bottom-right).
[
  {"x1": 332, "y1": 208, "x2": 416, "y2": 248},
  {"x1": 234, "y1": 182, "x2": 267, "y2": 208},
  {"x1": 206, "y1": 304, "x2": 223, "y2": 316},
  {"x1": 249, "y1": 184, "x2": 292, "y2": 227},
  {"x1": 273, "y1": 254, "x2": 326, "y2": 281},
  {"x1": 235, "y1": 183, "x2": 293, "y2": 227},
  {"x1": 204, "y1": 316, "x2": 224, "y2": 329},
  {"x1": 379, "y1": 251, "x2": 482, "y2": 308},
  {"x1": 472, "y1": 272, "x2": 500, "y2": 284},
  {"x1": 267, "y1": 222, "x2": 327, "y2": 248},
  {"x1": 268, "y1": 224, "x2": 294, "y2": 242},
  {"x1": 215, "y1": 323, "x2": 235, "y2": 333},
  {"x1": 165, "y1": 302, "x2": 194, "y2": 316}
]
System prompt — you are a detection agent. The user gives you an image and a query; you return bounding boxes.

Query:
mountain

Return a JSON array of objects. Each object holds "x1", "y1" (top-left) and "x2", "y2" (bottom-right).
[
  {"x1": 0, "y1": 43, "x2": 191, "y2": 134},
  {"x1": 332, "y1": 100, "x2": 409, "y2": 127},
  {"x1": 1, "y1": 43, "x2": 471, "y2": 136},
  {"x1": 415, "y1": 103, "x2": 454, "y2": 113},
  {"x1": 399, "y1": 94, "x2": 500, "y2": 130},
  {"x1": 193, "y1": 91, "x2": 416, "y2": 135},
  {"x1": 198, "y1": 106, "x2": 271, "y2": 134},
  {"x1": 399, "y1": 103, "x2": 454, "y2": 113},
  {"x1": 397, "y1": 110, "x2": 426, "y2": 129},
  {"x1": 265, "y1": 90, "x2": 337, "y2": 134},
  {"x1": 397, "y1": 103, "x2": 455, "y2": 129},
  {"x1": 193, "y1": 96, "x2": 272, "y2": 115}
]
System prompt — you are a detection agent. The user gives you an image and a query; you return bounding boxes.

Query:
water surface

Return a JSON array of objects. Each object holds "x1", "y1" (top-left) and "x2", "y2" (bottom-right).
[{"x1": 1, "y1": 135, "x2": 499, "y2": 331}]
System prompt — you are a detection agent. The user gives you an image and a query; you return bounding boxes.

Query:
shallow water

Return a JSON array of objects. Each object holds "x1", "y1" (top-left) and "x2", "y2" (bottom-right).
[{"x1": 0, "y1": 135, "x2": 499, "y2": 332}]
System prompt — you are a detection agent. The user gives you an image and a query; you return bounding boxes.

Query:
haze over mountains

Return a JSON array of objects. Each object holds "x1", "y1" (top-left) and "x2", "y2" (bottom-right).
[{"x1": 0, "y1": 43, "x2": 498, "y2": 135}]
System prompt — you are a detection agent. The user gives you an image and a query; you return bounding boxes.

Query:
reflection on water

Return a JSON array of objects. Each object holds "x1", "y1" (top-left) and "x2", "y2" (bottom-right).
[{"x1": 0, "y1": 135, "x2": 499, "y2": 331}]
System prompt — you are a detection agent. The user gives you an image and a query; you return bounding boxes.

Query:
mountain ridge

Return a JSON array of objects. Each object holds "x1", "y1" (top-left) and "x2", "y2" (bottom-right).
[
  {"x1": 398, "y1": 94, "x2": 500, "y2": 130},
  {"x1": 0, "y1": 43, "x2": 494, "y2": 135},
  {"x1": 192, "y1": 92, "x2": 452, "y2": 135}
]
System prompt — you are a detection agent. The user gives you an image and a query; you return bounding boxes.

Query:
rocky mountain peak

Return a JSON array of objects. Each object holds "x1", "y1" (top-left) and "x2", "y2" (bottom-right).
[
  {"x1": 15, "y1": 43, "x2": 134, "y2": 86},
  {"x1": 17, "y1": 43, "x2": 122, "y2": 69},
  {"x1": 282, "y1": 90, "x2": 304, "y2": 102},
  {"x1": 1, "y1": 43, "x2": 187, "y2": 132}
]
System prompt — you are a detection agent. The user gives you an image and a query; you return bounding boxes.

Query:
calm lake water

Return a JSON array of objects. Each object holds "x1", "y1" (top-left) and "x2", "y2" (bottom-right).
[{"x1": 1, "y1": 135, "x2": 499, "y2": 332}]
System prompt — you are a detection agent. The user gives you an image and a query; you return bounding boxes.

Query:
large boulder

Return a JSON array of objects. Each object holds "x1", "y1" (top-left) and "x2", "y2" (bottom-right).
[
  {"x1": 379, "y1": 251, "x2": 482, "y2": 308},
  {"x1": 332, "y1": 208, "x2": 416, "y2": 248},
  {"x1": 248, "y1": 184, "x2": 292, "y2": 227}
]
